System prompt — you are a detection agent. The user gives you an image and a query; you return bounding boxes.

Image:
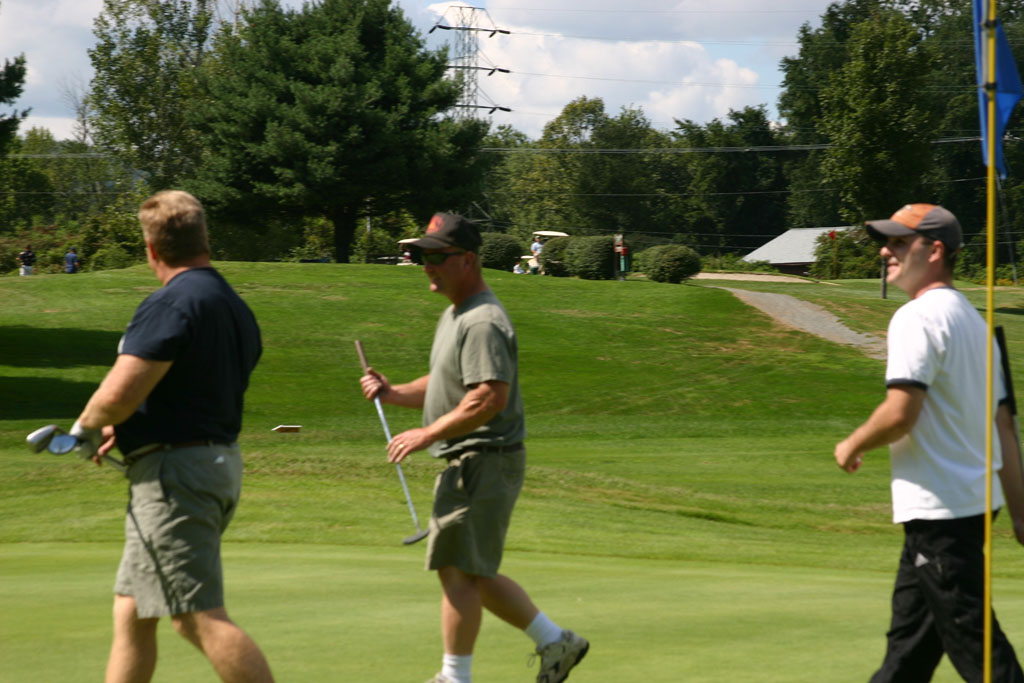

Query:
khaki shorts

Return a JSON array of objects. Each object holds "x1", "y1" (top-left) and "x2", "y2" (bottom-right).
[
  {"x1": 426, "y1": 446, "x2": 525, "y2": 577},
  {"x1": 114, "y1": 444, "x2": 242, "y2": 618}
]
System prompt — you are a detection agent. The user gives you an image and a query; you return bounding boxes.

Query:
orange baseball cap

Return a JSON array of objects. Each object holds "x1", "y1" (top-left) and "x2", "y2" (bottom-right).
[{"x1": 865, "y1": 204, "x2": 964, "y2": 251}]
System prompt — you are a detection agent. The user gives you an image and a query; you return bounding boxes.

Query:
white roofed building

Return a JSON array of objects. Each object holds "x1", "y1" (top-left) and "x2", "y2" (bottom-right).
[{"x1": 742, "y1": 227, "x2": 851, "y2": 276}]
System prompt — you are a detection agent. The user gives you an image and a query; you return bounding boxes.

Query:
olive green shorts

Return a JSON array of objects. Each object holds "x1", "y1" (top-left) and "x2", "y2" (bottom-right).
[
  {"x1": 113, "y1": 444, "x2": 242, "y2": 618},
  {"x1": 426, "y1": 446, "x2": 526, "y2": 577}
]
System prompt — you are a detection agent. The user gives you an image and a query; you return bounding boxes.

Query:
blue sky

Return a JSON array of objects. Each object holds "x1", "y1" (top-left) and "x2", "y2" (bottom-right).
[{"x1": 0, "y1": 0, "x2": 835, "y2": 140}]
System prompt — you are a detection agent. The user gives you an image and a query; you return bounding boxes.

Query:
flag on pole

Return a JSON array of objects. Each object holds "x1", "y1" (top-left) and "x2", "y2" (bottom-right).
[{"x1": 973, "y1": 0, "x2": 1023, "y2": 177}]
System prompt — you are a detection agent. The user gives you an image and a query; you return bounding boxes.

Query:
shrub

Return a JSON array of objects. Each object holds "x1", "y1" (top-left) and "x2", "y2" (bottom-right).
[
  {"x1": 350, "y1": 225, "x2": 398, "y2": 264},
  {"x1": 88, "y1": 245, "x2": 139, "y2": 271},
  {"x1": 809, "y1": 227, "x2": 880, "y2": 279},
  {"x1": 566, "y1": 235, "x2": 615, "y2": 280},
  {"x1": 642, "y1": 244, "x2": 702, "y2": 283},
  {"x1": 701, "y1": 253, "x2": 776, "y2": 273},
  {"x1": 349, "y1": 211, "x2": 421, "y2": 264},
  {"x1": 539, "y1": 236, "x2": 570, "y2": 277},
  {"x1": 479, "y1": 232, "x2": 525, "y2": 271}
]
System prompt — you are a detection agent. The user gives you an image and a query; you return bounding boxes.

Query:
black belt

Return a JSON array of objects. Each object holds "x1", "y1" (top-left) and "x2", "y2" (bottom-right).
[
  {"x1": 452, "y1": 442, "x2": 524, "y2": 456},
  {"x1": 128, "y1": 440, "x2": 230, "y2": 463}
]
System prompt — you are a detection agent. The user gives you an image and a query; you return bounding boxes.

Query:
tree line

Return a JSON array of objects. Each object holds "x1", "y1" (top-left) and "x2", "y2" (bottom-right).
[{"x1": 2, "y1": 0, "x2": 1024, "y2": 277}]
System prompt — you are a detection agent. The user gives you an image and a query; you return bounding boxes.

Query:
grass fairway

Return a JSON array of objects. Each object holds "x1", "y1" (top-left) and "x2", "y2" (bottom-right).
[{"x1": 4, "y1": 264, "x2": 1024, "y2": 680}]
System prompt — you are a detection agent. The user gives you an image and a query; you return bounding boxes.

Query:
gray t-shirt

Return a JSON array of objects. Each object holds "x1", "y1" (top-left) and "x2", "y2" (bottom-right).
[{"x1": 424, "y1": 289, "x2": 525, "y2": 458}]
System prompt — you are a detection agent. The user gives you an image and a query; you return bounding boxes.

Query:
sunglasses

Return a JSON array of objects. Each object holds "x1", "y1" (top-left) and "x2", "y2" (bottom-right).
[{"x1": 422, "y1": 250, "x2": 466, "y2": 265}]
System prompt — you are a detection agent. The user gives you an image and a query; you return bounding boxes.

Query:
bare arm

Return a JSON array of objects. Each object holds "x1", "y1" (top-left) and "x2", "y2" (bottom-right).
[
  {"x1": 386, "y1": 380, "x2": 510, "y2": 463},
  {"x1": 360, "y1": 368, "x2": 429, "y2": 409},
  {"x1": 834, "y1": 385, "x2": 925, "y2": 473},
  {"x1": 71, "y1": 354, "x2": 171, "y2": 463},
  {"x1": 77, "y1": 354, "x2": 173, "y2": 429},
  {"x1": 996, "y1": 404, "x2": 1024, "y2": 545}
]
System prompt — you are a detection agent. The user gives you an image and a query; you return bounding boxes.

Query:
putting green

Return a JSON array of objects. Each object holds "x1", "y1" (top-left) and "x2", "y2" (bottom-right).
[{"x1": 3, "y1": 542, "x2": 1022, "y2": 681}]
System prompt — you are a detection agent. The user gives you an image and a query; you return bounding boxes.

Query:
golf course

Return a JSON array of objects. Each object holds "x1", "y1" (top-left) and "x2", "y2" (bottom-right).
[{"x1": 6, "y1": 262, "x2": 1024, "y2": 681}]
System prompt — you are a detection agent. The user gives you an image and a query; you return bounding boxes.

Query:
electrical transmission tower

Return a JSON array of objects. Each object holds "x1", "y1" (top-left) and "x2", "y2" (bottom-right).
[{"x1": 430, "y1": 6, "x2": 511, "y2": 120}]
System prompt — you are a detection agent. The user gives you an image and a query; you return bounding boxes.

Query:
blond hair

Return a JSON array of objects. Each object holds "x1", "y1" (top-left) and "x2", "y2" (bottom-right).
[{"x1": 138, "y1": 190, "x2": 210, "y2": 266}]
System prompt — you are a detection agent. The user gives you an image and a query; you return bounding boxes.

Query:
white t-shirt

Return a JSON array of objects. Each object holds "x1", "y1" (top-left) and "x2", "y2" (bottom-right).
[{"x1": 886, "y1": 287, "x2": 1005, "y2": 523}]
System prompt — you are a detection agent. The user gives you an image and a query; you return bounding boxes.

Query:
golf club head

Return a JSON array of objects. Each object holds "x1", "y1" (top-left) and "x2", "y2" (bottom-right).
[
  {"x1": 49, "y1": 434, "x2": 80, "y2": 455},
  {"x1": 26, "y1": 425, "x2": 60, "y2": 453},
  {"x1": 403, "y1": 529, "x2": 429, "y2": 545}
]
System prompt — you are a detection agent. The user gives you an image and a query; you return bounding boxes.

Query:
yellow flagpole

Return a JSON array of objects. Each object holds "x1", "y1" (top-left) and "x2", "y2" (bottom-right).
[{"x1": 984, "y1": 2, "x2": 998, "y2": 681}]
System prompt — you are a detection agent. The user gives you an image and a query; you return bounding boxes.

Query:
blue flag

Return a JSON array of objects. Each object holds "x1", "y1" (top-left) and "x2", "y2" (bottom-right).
[{"x1": 973, "y1": 0, "x2": 1023, "y2": 177}]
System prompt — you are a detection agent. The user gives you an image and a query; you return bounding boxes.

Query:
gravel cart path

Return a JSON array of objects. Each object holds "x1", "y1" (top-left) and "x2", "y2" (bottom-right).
[{"x1": 714, "y1": 286, "x2": 887, "y2": 360}]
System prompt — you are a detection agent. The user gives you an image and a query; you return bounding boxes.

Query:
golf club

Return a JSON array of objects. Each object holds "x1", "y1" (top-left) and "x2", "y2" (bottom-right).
[
  {"x1": 25, "y1": 424, "x2": 127, "y2": 473},
  {"x1": 355, "y1": 340, "x2": 429, "y2": 545}
]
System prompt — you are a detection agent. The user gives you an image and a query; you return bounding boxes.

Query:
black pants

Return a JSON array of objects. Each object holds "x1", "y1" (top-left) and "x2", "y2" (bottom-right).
[{"x1": 871, "y1": 514, "x2": 1024, "y2": 683}]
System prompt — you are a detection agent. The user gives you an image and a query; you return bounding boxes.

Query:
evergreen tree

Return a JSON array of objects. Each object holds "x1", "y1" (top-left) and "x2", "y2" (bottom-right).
[{"x1": 189, "y1": 0, "x2": 489, "y2": 262}]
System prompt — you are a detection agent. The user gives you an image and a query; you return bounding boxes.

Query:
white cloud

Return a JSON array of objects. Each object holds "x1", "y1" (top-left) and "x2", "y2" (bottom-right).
[
  {"x1": 0, "y1": 0, "x2": 103, "y2": 120},
  {"x1": 446, "y1": 9, "x2": 776, "y2": 137},
  {"x1": 1, "y1": 0, "x2": 837, "y2": 140},
  {"x1": 21, "y1": 115, "x2": 78, "y2": 141}
]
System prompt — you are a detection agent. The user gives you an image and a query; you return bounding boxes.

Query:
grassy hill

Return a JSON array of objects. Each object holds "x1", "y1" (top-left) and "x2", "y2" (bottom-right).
[{"x1": 4, "y1": 264, "x2": 1024, "y2": 681}]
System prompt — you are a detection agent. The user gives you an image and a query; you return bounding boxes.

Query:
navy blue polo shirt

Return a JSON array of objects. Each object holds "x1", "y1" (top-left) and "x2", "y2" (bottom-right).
[{"x1": 114, "y1": 267, "x2": 261, "y2": 455}]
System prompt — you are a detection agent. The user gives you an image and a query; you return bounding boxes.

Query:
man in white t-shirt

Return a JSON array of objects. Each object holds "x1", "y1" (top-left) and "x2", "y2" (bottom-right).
[{"x1": 834, "y1": 204, "x2": 1024, "y2": 682}]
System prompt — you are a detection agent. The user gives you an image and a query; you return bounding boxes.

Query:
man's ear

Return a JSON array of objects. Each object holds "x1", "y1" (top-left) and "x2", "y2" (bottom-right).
[
  {"x1": 145, "y1": 240, "x2": 159, "y2": 262},
  {"x1": 927, "y1": 239, "x2": 945, "y2": 265}
]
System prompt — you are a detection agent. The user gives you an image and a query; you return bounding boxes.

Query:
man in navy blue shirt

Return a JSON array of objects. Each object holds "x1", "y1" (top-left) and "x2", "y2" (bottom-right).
[{"x1": 70, "y1": 190, "x2": 272, "y2": 683}]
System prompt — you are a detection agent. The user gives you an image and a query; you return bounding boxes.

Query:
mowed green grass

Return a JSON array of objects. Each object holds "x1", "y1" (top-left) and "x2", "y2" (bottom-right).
[{"x1": 4, "y1": 264, "x2": 1024, "y2": 681}]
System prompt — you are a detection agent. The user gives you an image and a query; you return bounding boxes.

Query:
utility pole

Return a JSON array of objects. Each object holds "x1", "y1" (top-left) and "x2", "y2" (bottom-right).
[{"x1": 429, "y1": 6, "x2": 511, "y2": 119}]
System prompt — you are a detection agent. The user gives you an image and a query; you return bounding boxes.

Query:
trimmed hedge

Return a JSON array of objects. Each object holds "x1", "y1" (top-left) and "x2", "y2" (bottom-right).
[
  {"x1": 480, "y1": 232, "x2": 525, "y2": 271},
  {"x1": 539, "y1": 236, "x2": 570, "y2": 277},
  {"x1": 641, "y1": 244, "x2": 702, "y2": 283},
  {"x1": 566, "y1": 235, "x2": 615, "y2": 280}
]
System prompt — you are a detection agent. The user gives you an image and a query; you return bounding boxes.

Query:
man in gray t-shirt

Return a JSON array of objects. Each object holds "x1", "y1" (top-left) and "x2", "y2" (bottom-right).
[
  {"x1": 423, "y1": 287, "x2": 525, "y2": 458},
  {"x1": 360, "y1": 213, "x2": 588, "y2": 683}
]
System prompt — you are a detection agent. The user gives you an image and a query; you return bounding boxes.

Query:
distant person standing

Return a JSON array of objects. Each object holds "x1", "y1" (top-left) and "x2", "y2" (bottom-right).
[
  {"x1": 530, "y1": 237, "x2": 543, "y2": 257},
  {"x1": 69, "y1": 190, "x2": 273, "y2": 683},
  {"x1": 17, "y1": 244, "x2": 35, "y2": 276},
  {"x1": 360, "y1": 213, "x2": 588, "y2": 683},
  {"x1": 64, "y1": 246, "x2": 79, "y2": 273},
  {"x1": 834, "y1": 204, "x2": 1024, "y2": 682}
]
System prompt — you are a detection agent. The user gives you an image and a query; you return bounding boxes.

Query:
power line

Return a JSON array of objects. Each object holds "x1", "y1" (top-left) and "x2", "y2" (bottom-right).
[
  {"x1": 480, "y1": 137, "x2": 987, "y2": 155},
  {"x1": 490, "y1": 7, "x2": 823, "y2": 14}
]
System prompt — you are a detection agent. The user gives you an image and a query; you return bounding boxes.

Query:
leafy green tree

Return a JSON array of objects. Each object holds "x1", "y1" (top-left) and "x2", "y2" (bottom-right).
[
  {"x1": 483, "y1": 97, "x2": 606, "y2": 245},
  {"x1": 818, "y1": 9, "x2": 937, "y2": 222},
  {"x1": 88, "y1": 0, "x2": 215, "y2": 188},
  {"x1": 778, "y1": 0, "x2": 884, "y2": 229},
  {"x1": 189, "y1": 0, "x2": 489, "y2": 262},
  {"x1": 574, "y1": 107, "x2": 676, "y2": 239},
  {"x1": 484, "y1": 97, "x2": 686, "y2": 247},
  {"x1": 14, "y1": 127, "x2": 136, "y2": 225},
  {"x1": 671, "y1": 106, "x2": 788, "y2": 249}
]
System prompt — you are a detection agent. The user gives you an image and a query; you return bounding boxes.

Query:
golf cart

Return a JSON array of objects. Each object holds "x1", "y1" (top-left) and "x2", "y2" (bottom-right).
[{"x1": 528, "y1": 230, "x2": 569, "y2": 274}]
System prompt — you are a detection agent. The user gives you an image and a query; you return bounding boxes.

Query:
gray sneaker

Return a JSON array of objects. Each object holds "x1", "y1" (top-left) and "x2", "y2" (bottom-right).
[{"x1": 534, "y1": 630, "x2": 589, "y2": 683}]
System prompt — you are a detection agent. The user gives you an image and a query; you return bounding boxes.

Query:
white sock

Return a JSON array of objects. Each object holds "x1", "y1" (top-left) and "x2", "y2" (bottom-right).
[
  {"x1": 441, "y1": 653, "x2": 472, "y2": 683},
  {"x1": 525, "y1": 612, "x2": 563, "y2": 648}
]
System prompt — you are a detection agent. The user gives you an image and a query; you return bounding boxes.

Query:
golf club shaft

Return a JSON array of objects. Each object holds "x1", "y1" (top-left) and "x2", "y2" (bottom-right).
[
  {"x1": 100, "y1": 453, "x2": 127, "y2": 473},
  {"x1": 355, "y1": 340, "x2": 424, "y2": 533},
  {"x1": 374, "y1": 394, "x2": 422, "y2": 531}
]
